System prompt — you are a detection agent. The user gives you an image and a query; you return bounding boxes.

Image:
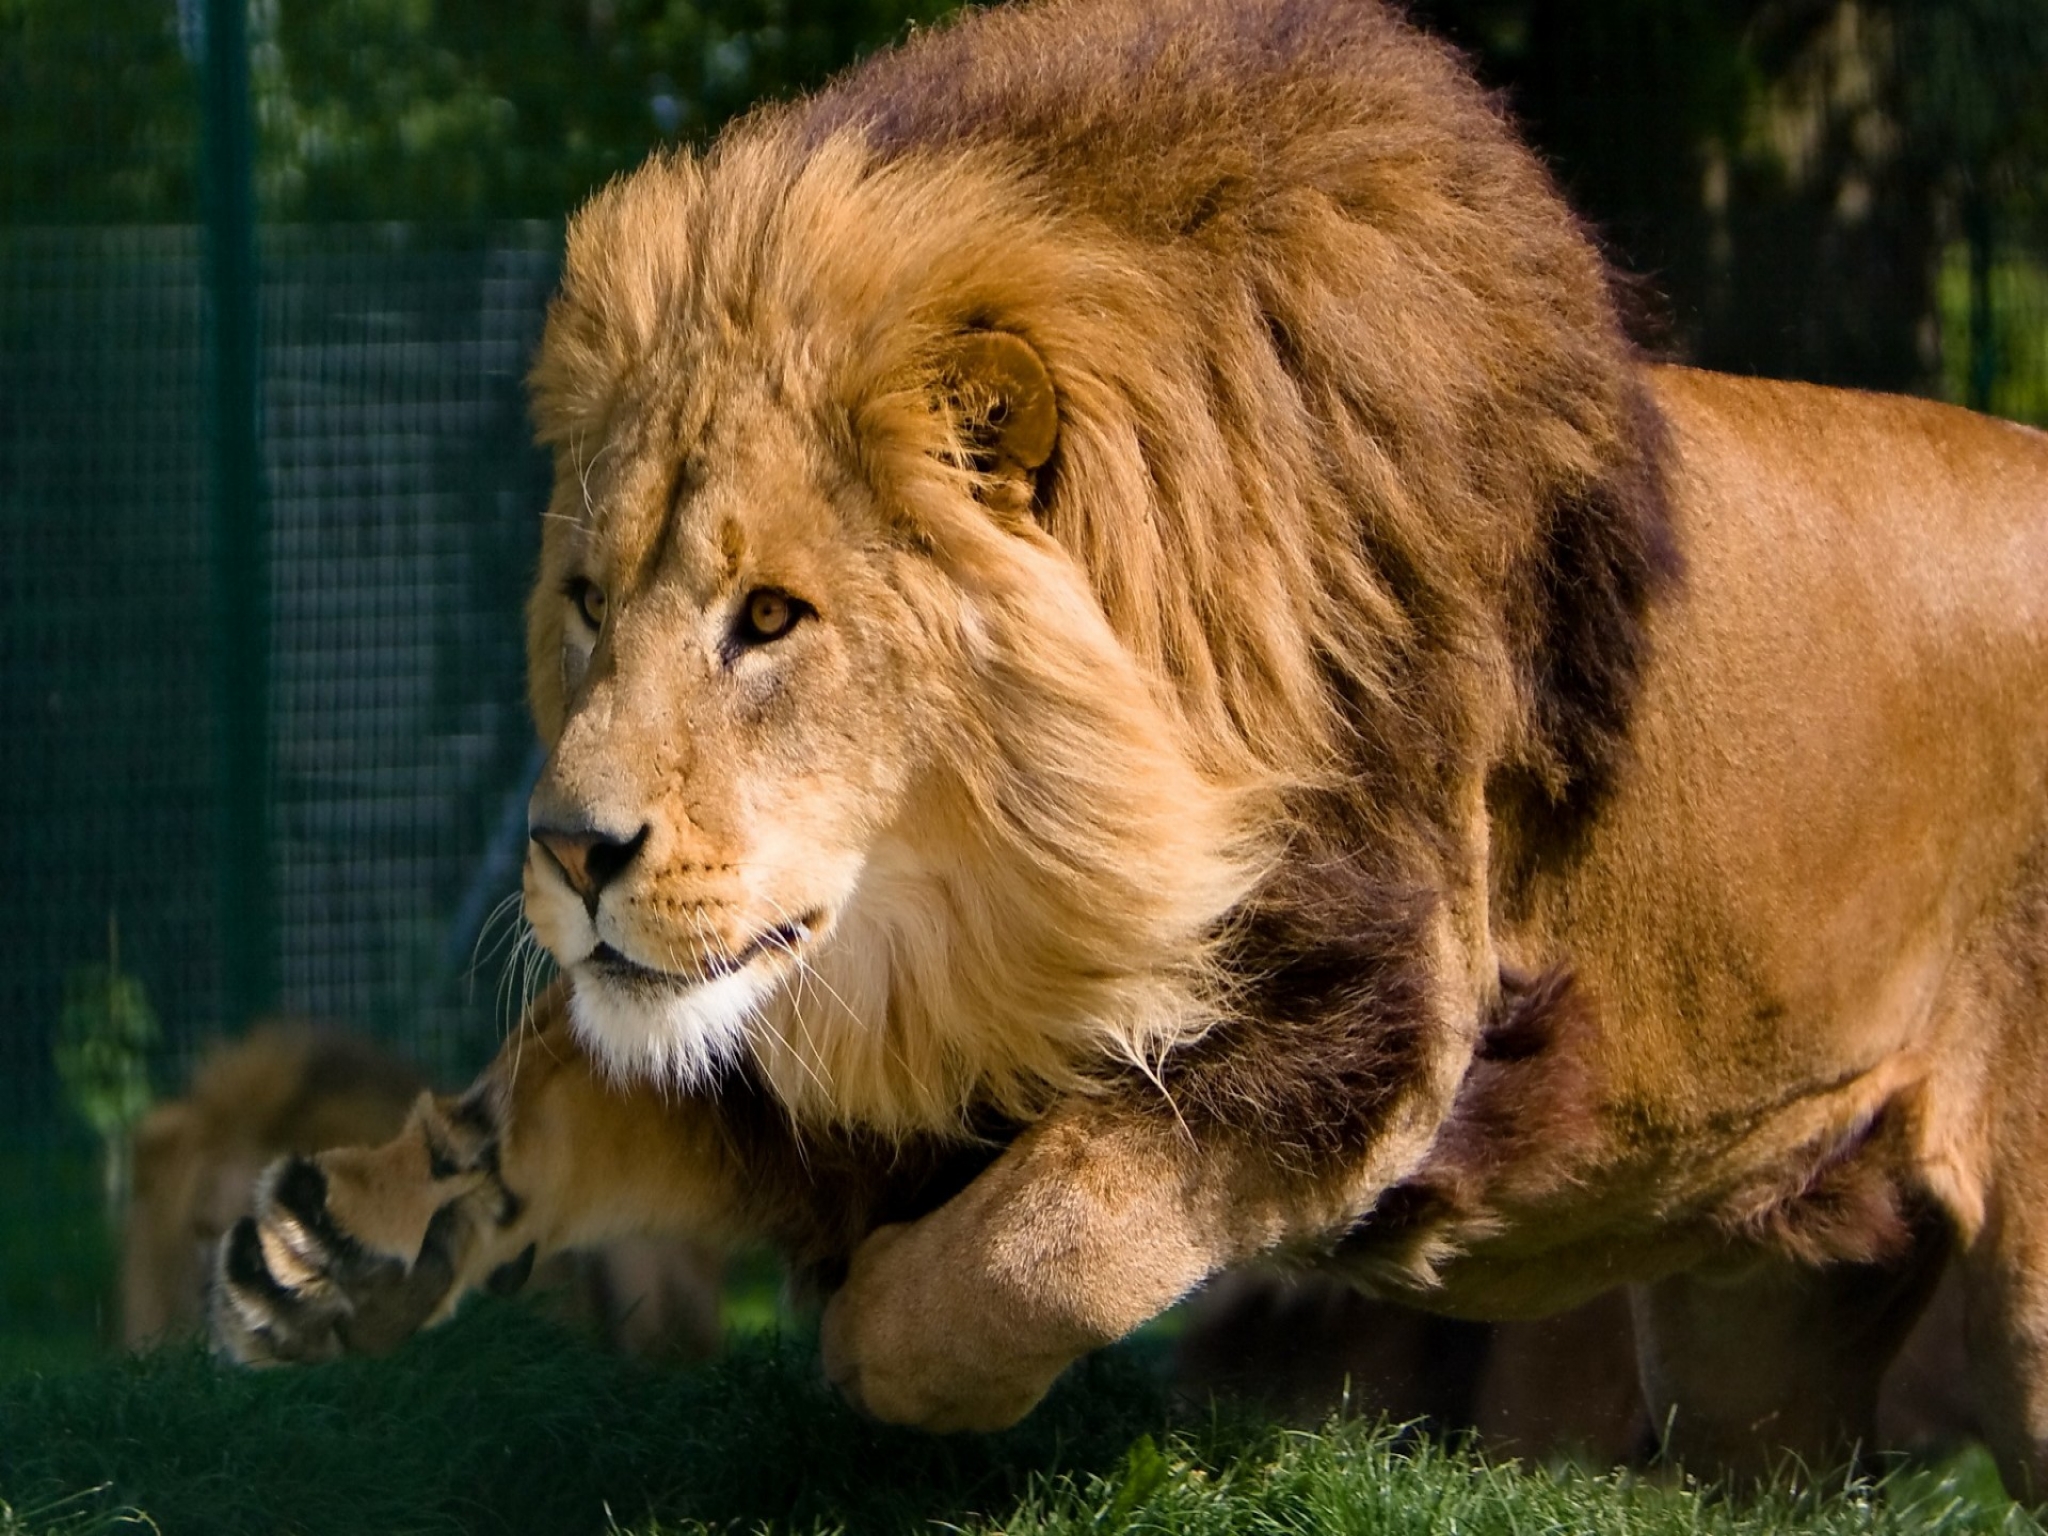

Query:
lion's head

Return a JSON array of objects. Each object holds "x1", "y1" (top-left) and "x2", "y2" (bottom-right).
[
  {"x1": 521, "y1": 143, "x2": 1266, "y2": 1131},
  {"x1": 521, "y1": 0, "x2": 1672, "y2": 1144}
]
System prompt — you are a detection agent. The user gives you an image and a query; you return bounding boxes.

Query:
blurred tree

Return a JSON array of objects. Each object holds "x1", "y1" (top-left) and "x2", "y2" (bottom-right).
[
  {"x1": 1421, "y1": 0, "x2": 2048, "y2": 400},
  {"x1": 253, "y1": 0, "x2": 974, "y2": 218},
  {"x1": 1894, "y1": 0, "x2": 2048, "y2": 408},
  {"x1": 1, "y1": 0, "x2": 957, "y2": 222},
  {"x1": 0, "y1": 0, "x2": 202, "y2": 219},
  {"x1": 2, "y1": 0, "x2": 2041, "y2": 381},
  {"x1": 1415, "y1": 0, "x2": 1754, "y2": 353}
]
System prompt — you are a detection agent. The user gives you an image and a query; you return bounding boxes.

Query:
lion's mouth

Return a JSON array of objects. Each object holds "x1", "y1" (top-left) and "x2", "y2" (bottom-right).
[{"x1": 584, "y1": 913, "x2": 820, "y2": 993}]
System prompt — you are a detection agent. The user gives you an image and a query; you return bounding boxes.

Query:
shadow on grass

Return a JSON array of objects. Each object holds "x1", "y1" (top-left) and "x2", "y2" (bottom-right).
[{"x1": 0, "y1": 1299, "x2": 1181, "y2": 1536}]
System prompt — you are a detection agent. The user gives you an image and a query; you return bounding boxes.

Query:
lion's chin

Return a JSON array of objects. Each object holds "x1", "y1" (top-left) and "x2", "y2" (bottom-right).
[{"x1": 566, "y1": 965, "x2": 775, "y2": 1090}]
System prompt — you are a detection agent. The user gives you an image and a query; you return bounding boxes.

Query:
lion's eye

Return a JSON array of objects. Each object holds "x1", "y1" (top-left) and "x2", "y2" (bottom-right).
[
  {"x1": 735, "y1": 588, "x2": 806, "y2": 646},
  {"x1": 564, "y1": 577, "x2": 607, "y2": 631}
]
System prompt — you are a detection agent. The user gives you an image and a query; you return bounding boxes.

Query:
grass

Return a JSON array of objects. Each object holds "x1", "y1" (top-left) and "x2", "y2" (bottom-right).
[
  {"x1": 0, "y1": 1139, "x2": 2038, "y2": 1535},
  {"x1": 0, "y1": 1299, "x2": 2042, "y2": 1536},
  {"x1": 0, "y1": 1304, "x2": 1164, "y2": 1535}
]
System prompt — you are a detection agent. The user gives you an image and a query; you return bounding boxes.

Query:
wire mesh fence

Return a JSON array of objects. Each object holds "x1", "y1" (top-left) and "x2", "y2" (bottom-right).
[
  {"x1": 2, "y1": 224, "x2": 557, "y2": 1126},
  {"x1": 2, "y1": 0, "x2": 2045, "y2": 1365},
  {"x1": 0, "y1": 224, "x2": 561, "y2": 1361}
]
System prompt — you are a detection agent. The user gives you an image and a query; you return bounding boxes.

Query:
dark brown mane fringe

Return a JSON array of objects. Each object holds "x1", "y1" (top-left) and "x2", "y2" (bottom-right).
[
  {"x1": 1144, "y1": 846, "x2": 1442, "y2": 1171},
  {"x1": 706, "y1": 1066, "x2": 1014, "y2": 1284},
  {"x1": 1339, "y1": 965, "x2": 1606, "y2": 1254},
  {"x1": 1712, "y1": 1104, "x2": 1923, "y2": 1268},
  {"x1": 1521, "y1": 375, "x2": 1683, "y2": 817},
  {"x1": 1422, "y1": 966, "x2": 1607, "y2": 1204}
]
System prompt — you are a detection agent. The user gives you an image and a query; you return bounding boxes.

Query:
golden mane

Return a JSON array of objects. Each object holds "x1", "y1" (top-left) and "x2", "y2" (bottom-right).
[{"x1": 526, "y1": 0, "x2": 1674, "y2": 1136}]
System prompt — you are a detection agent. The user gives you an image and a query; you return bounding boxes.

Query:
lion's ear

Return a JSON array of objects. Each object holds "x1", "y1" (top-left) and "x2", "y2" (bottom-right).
[{"x1": 940, "y1": 329, "x2": 1058, "y2": 517}]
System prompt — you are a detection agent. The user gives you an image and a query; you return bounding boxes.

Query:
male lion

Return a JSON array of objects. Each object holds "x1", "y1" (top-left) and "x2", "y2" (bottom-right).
[{"x1": 212, "y1": 0, "x2": 2048, "y2": 1491}]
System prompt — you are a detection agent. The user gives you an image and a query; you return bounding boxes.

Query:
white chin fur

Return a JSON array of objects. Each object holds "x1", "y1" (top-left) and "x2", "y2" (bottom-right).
[{"x1": 567, "y1": 966, "x2": 773, "y2": 1089}]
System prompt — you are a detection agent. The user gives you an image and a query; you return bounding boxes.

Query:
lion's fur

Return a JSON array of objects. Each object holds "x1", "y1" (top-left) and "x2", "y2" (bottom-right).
[
  {"x1": 214, "y1": 0, "x2": 2048, "y2": 1486},
  {"x1": 523, "y1": 0, "x2": 1671, "y2": 1136}
]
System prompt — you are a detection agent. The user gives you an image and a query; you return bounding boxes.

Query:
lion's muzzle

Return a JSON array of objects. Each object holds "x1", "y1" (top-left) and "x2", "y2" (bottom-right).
[{"x1": 530, "y1": 819, "x2": 649, "y2": 914}]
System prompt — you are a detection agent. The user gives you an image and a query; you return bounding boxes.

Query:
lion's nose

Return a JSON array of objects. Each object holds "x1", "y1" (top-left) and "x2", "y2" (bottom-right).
[{"x1": 530, "y1": 822, "x2": 649, "y2": 912}]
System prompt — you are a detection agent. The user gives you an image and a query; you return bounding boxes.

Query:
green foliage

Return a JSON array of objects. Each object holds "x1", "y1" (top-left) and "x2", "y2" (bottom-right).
[
  {"x1": 52, "y1": 950, "x2": 157, "y2": 1151},
  {"x1": 0, "y1": 0, "x2": 202, "y2": 219},
  {"x1": 51, "y1": 925, "x2": 159, "y2": 1236},
  {"x1": 1896, "y1": 0, "x2": 2048, "y2": 186},
  {"x1": 256, "y1": 0, "x2": 961, "y2": 218},
  {"x1": 1941, "y1": 246, "x2": 2048, "y2": 424}
]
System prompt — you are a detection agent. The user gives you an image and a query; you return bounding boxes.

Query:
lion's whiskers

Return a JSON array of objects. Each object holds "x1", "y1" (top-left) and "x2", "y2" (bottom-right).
[
  {"x1": 570, "y1": 429, "x2": 613, "y2": 526},
  {"x1": 759, "y1": 896, "x2": 844, "y2": 1091},
  {"x1": 681, "y1": 906, "x2": 835, "y2": 1103},
  {"x1": 468, "y1": 890, "x2": 527, "y2": 999},
  {"x1": 759, "y1": 894, "x2": 929, "y2": 1112}
]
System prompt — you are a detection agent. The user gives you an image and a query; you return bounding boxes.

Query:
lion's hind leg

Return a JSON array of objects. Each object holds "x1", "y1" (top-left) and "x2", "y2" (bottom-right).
[
  {"x1": 1954, "y1": 1188, "x2": 2048, "y2": 1502},
  {"x1": 1629, "y1": 1216, "x2": 1952, "y2": 1486},
  {"x1": 1951, "y1": 984, "x2": 2048, "y2": 1497},
  {"x1": 1916, "y1": 850, "x2": 2048, "y2": 1500}
]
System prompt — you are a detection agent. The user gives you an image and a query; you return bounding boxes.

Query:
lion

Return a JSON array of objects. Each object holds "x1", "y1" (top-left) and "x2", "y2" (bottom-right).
[
  {"x1": 131, "y1": 1025, "x2": 722, "y2": 1359},
  {"x1": 210, "y1": 0, "x2": 2048, "y2": 1492}
]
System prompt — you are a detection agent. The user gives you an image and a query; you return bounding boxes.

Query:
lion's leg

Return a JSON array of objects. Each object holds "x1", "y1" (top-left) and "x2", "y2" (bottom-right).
[
  {"x1": 210, "y1": 984, "x2": 760, "y2": 1364},
  {"x1": 1952, "y1": 1134, "x2": 2048, "y2": 1500},
  {"x1": 1629, "y1": 1229, "x2": 1949, "y2": 1484},
  {"x1": 817, "y1": 1102, "x2": 1336, "y2": 1433},
  {"x1": 1955, "y1": 1199, "x2": 2048, "y2": 1499}
]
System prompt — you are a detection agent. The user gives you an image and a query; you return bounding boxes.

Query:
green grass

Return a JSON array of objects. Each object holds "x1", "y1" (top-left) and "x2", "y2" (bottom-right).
[
  {"x1": 1, "y1": 1301, "x2": 2040, "y2": 1536},
  {"x1": 0, "y1": 1150, "x2": 2033, "y2": 1536}
]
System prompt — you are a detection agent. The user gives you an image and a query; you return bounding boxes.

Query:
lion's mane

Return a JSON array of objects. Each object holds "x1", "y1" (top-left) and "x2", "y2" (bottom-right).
[{"x1": 527, "y1": 0, "x2": 1675, "y2": 1145}]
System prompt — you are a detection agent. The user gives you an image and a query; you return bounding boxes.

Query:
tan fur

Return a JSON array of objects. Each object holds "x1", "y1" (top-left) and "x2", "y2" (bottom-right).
[{"x1": 214, "y1": 0, "x2": 2048, "y2": 1492}]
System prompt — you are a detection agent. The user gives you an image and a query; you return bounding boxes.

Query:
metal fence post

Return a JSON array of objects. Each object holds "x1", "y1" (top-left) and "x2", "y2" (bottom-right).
[
  {"x1": 202, "y1": 0, "x2": 276, "y2": 1028},
  {"x1": 1963, "y1": 187, "x2": 1997, "y2": 417}
]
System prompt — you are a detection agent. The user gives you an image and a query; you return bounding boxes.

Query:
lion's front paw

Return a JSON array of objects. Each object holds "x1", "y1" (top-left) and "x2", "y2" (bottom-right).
[
  {"x1": 209, "y1": 1156, "x2": 464, "y2": 1365},
  {"x1": 818, "y1": 1222, "x2": 1079, "y2": 1433}
]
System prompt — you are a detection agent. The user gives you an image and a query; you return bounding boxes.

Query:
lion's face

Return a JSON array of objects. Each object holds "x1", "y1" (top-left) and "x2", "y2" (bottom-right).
[
  {"x1": 523, "y1": 373, "x2": 946, "y2": 1087},
  {"x1": 518, "y1": 153, "x2": 1265, "y2": 1124}
]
